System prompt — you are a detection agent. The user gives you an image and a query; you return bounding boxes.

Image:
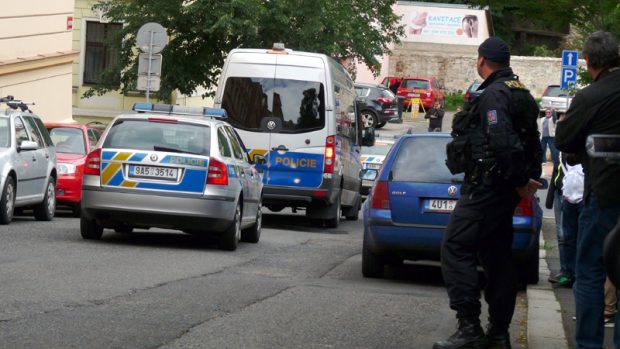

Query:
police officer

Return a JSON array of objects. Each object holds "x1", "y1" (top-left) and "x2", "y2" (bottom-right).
[{"x1": 435, "y1": 37, "x2": 542, "y2": 349}]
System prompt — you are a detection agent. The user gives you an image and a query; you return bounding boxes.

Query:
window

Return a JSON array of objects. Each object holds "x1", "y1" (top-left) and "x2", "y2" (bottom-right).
[
  {"x1": 83, "y1": 21, "x2": 122, "y2": 84},
  {"x1": 32, "y1": 116, "x2": 53, "y2": 147},
  {"x1": 0, "y1": 118, "x2": 9, "y2": 148},
  {"x1": 224, "y1": 127, "x2": 244, "y2": 160},
  {"x1": 23, "y1": 117, "x2": 43, "y2": 147},
  {"x1": 87, "y1": 129, "x2": 99, "y2": 148},
  {"x1": 222, "y1": 77, "x2": 325, "y2": 133},
  {"x1": 48, "y1": 127, "x2": 86, "y2": 155},
  {"x1": 103, "y1": 120, "x2": 210, "y2": 156},
  {"x1": 403, "y1": 79, "x2": 430, "y2": 89},
  {"x1": 217, "y1": 128, "x2": 232, "y2": 157},
  {"x1": 14, "y1": 117, "x2": 29, "y2": 144},
  {"x1": 392, "y1": 137, "x2": 464, "y2": 183}
]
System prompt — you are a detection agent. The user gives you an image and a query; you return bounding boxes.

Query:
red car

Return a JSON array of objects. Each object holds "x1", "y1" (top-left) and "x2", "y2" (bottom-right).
[
  {"x1": 45, "y1": 123, "x2": 103, "y2": 216},
  {"x1": 396, "y1": 77, "x2": 445, "y2": 110}
]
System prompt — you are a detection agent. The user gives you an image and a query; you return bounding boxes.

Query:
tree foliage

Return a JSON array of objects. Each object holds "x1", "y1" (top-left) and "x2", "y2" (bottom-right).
[{"x1": 86, "y1": 0, "x2": 404, "y2": 101}]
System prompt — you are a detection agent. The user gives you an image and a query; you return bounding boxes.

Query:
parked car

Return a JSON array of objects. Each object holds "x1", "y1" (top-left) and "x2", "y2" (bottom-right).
[
  {"x1": 45, "y1": 123, "x2": 99, "y2": 217},
  {"x1": 361, "y1": 133, "x2": 542, "y2": 286},
  {"x1": 0, "y1": 96, "x2": 57, "y2": 224},
  {"x1": 354, "y1": 83, "x2": 398, "y2": 129},
  {"x1": 396, "y1": 77, "x2": 445, "y2": 110},
  {"x1": 464, "y1": 80, "x2": 483, "y2": 105},
  {"x1": 539, "y1": 84, "x2": 575, "y2": 117},
  {"x1": 360, "y1": 138, "x2": 395, "y2": 197},
  {"x1": 80, "y1": 103, "x2": 263, "y2": 251}
]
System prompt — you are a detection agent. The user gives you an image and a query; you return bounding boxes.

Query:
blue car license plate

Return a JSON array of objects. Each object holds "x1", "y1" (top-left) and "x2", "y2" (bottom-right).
[{"x1": 425, "y1": 199, "x2": 457, "y2": 213}]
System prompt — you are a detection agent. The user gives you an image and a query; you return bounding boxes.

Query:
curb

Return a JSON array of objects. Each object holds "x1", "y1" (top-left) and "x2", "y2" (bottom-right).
[{"x1": 527, "y1": 235, "x2": 569, "y2": 348}]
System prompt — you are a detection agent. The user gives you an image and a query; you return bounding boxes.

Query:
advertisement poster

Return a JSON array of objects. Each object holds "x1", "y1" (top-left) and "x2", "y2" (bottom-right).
[{"x1": 394, "y1": 3, "x2": 490, "y2": 45}]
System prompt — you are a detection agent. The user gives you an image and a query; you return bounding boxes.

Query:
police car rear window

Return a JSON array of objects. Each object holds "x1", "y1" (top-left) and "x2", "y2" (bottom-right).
[
  {"x1": 102, "y1": 119, "x2": 210, "y2": 156},
  {"x1": 391, "y1": 137, "x2": 464, "y2": 183},
  {"x1": 222, "y1": 77, "x2": 325, "y2": 133}
]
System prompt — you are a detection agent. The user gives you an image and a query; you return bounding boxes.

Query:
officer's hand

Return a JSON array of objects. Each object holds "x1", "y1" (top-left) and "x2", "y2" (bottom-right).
[{"x1": 516, "y1": 179, "x2": 542, "y2": 198}]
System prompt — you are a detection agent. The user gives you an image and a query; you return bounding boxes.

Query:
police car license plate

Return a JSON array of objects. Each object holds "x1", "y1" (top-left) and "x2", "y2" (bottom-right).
[
  {"x1": 129, "y1": 165, "x2": 178, "y2": 180},
  {"x1": 365, "y1": 163, "x2": 381, "y2": 169},
  {"x1": 427, "y1": 199, "x2": 457, "y2": 212}
]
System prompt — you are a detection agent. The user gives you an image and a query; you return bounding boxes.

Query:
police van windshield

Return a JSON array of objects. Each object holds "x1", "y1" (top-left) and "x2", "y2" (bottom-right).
[
  {"x1": 391, "y1": 137, "x2": 464, "y2": 183},
  {"x1": 222, "y1": 77, "x2": 325, "y2": 133},
  {"x1": 0, "y1": 119, "x2": 8, "y2": 148},
  {"x1": 103, "y1": 119, "x2": 211, "y2": 156}
]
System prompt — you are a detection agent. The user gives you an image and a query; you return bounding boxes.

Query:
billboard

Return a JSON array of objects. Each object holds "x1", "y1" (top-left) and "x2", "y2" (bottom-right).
[{"x1": 395, "y1": 2, "x2": 490, "y2": 46}]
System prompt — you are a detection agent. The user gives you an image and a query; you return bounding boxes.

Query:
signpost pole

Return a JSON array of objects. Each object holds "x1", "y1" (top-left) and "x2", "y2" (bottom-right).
[{"x1": 146, "y1": 31, "x2": 154, "y2": 103}]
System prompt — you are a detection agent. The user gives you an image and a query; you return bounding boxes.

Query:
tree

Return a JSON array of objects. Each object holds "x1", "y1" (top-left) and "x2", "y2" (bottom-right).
[{"x1": 86, "y1": 0, "x2": 404, "y2": 101}]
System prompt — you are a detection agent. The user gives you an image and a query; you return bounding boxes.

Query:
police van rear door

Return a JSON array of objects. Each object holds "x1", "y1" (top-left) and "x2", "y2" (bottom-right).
[
  {"x1": 264, "y1": 54, "x2": 328, "y2": 188},
  {"x1": 221, "y1": 52, "x2": 328, "y2": 189}
]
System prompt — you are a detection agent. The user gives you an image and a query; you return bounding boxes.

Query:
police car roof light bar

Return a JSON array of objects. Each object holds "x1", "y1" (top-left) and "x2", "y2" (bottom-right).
[{"x1": 132, "y1": 102, "x2": 227, "y2": 119}]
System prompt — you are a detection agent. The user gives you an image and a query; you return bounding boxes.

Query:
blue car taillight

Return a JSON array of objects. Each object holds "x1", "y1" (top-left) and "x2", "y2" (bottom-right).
[{"x1": 371, "y1": 181, "x2": 390, "y2": 209}]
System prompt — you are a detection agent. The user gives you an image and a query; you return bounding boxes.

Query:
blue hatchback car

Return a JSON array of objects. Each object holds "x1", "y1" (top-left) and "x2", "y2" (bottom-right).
[{"x1": 361, "y1": 133, "x2": 542, "y2": 286}]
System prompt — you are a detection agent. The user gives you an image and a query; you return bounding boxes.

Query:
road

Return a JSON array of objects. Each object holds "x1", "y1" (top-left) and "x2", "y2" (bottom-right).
[{"x1": 0, "y1": 114, "x2": 529, "y2": 349}]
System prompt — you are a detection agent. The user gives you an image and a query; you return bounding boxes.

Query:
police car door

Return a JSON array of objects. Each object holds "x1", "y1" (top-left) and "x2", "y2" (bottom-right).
[
  {"x1": 264, "y1": 55, "x2": 327, "y2": 189},
  {"x1": 223, "y1": 125, "x2": 259, "y2": 221}
]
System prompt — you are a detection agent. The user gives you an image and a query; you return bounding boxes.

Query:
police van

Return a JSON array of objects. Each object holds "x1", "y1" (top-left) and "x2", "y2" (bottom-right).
[{"x1": 214, "y1": 44, "x2": 373, "y2": 228}]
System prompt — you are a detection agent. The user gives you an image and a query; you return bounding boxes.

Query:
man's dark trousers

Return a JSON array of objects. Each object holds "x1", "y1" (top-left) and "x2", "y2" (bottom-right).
[{"x1": 441, "y1": 188, "x2": 521, "y2": 330}]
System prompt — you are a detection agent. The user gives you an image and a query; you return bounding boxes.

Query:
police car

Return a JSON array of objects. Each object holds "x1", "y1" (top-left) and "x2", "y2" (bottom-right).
[
  {"x1": 360, "y1": 138, "x2": 395, "y2": 197},
  {"x1": 80, "y1": 103, "x2": 263, "y2": 251}
]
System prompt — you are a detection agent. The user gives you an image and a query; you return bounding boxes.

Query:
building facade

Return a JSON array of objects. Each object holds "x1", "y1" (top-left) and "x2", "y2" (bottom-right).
[{"x1": 0, "y1": 0, "x2": 78, "y2": 122}]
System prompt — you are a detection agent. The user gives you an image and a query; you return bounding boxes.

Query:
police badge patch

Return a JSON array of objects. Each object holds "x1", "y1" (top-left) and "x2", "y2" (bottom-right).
[{"x1": 487, "y1": 110, "x2": 498, "y2": 125}]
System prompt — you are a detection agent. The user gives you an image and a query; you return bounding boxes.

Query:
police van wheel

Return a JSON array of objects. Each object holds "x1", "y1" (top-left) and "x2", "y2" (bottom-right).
[
  {"x1": 80, "y1": 216, "x2": 103, "y2": 240},
  {"x1": 362, "y1": 241, "x2": 384, "y2": 278},
  {"x1": 325, "y1": 193, "x2": 341, "y2": 228},
  {"x1": 241, "y1": 197, "x2": 262, "y2": 243},
  {"x1": 220, "y1": 202, "x2": 241, "y2": 251}
]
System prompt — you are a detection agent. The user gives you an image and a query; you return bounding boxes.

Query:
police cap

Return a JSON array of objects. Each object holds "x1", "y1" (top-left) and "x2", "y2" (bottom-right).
[{"x1": 478, "y1": 36, "x2": 511, "y2": 63}]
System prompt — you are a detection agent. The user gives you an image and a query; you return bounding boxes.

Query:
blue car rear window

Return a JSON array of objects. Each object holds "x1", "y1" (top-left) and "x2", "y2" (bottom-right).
[{"x1": 391, "y1": 137, "x2": 464, "y2": 183}]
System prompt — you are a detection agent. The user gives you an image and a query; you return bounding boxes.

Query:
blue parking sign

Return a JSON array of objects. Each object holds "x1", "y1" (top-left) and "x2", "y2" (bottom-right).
[{"x1": 561, "y1": 67, "x2": 577, "y2": 89}]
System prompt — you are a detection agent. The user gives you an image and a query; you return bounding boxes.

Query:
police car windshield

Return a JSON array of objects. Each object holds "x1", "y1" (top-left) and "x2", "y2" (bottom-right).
[
  {"x1": 391, "y1": 137, "x2": 464, "y2": 183},
  {"x1": 103, "y1": 119, "x2": 211, "y2": 156},
  {"x1": 222, "y1": 77, "x2": 325, "y2": 133},
  {"x1": 0, "y1": 119, "x2": 8, "y2": 148}
]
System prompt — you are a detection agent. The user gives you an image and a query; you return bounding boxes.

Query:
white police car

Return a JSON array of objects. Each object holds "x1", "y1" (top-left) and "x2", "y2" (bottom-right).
[{"x1": 80, "y1": 103, "x2": 263, "y2": 250}]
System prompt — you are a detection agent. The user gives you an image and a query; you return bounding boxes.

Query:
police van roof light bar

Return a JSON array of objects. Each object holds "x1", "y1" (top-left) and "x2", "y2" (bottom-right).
[{"x1": 132, "y1": 102, "x2": 227, "y2": 119}]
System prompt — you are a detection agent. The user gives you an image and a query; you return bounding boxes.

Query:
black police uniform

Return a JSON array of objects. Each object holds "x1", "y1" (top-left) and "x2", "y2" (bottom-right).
[{"x1": 442, "y1": 67, "x2": 542, "y2": 332}]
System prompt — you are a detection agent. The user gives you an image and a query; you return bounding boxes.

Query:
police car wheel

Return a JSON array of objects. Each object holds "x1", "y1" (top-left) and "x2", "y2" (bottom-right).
[
  {"x1": 241, "y1": 197, "x2": 261, "y2": 243},
  {"x1": 34, "y1": 179, "x2": 55, "y2": 221},
  {"x1": 80, "y1": 215, "x2": 103, "y2": 240},
  {"x1": 0, "y1": 176, "x2": 15, "y2": 225},
  {"x1": 220, "y1": 202, "x2": 241, "y2": 251}
]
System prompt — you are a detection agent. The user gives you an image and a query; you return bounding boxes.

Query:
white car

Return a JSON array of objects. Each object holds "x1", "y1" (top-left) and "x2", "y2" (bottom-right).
[
  {"x1": 539, "y1": 85, "x2": 575, "y2": 116},
  {"x1": 80, "y1": 103, "x2": 263, "y2": 251},
  {"x1": 0, "y1": 96, "x2": 57, "y2": 224}
]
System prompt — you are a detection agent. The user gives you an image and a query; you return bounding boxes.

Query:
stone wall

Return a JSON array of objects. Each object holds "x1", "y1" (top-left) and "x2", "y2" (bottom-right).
[{"x1": 390, "y1": 42, "x2": 584, "y2": 97}]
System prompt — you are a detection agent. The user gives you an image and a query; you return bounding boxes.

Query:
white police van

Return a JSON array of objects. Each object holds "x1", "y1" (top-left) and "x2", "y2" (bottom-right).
[{"x1": 214, "y1": 44, "x2": 373, "y2": 228}]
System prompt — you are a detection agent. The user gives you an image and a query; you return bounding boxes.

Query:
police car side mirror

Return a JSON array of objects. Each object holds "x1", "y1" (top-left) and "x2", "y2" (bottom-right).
[{"x1": 362, "y1": 127, "x2": 375, "y2": 147}]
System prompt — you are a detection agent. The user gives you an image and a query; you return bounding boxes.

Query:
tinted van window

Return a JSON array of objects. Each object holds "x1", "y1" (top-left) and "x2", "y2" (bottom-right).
[
  {"x1": 222, "y1": 77, "x2": 325, "y2": 133},
  {"x1": 392, "y1": 137, "x2": 464, "y2": 183}
]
